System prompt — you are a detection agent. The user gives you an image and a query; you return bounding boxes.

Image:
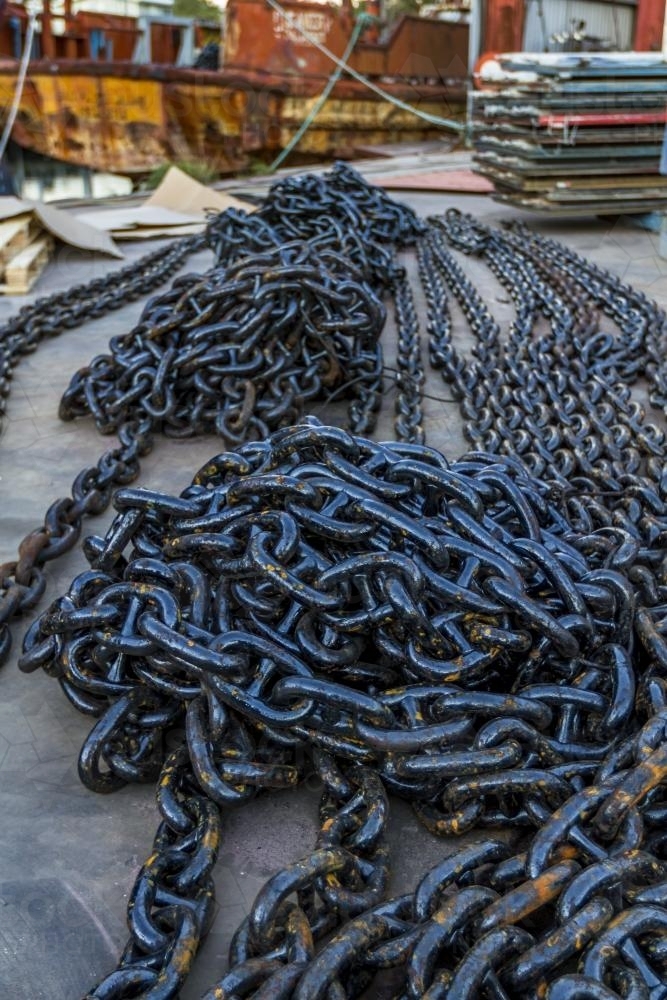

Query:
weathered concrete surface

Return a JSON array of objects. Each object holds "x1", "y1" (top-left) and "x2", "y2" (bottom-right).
[{"x1": 1, "y1": 158, "x2": 666, "y2": 997}]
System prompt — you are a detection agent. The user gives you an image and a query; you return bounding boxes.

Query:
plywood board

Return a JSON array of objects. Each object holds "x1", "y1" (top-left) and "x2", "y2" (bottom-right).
[{"x1": 0, "y1": 213, "x2": 41, "y2": 264}]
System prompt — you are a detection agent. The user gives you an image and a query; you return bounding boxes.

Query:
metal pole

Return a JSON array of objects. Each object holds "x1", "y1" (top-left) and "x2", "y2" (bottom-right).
[
  {"x1": 466, "y1": 0, "x2": 483, "y2": 144},
  {"x1": 660, "y1": 0, "x2": 667, "y2": 257}
]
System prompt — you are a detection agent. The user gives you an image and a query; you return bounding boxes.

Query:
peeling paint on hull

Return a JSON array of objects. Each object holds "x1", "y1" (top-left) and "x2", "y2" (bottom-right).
[{"x1": 0, "y1": 62, "x2": 465, "y2": 175}]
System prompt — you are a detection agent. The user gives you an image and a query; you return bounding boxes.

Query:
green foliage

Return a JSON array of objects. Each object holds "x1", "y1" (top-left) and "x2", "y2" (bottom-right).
[
  {"x1": 384, "y1": 0, "x2": 423, "y2": 16},
  {"x1": 173, "y1": 0, "x2": 221, "y2": 22},
  {"x1": 142, "y1": 159, "x2": 219, "y2": 190},
  {"x1": 245, "y1": 157, "x2": 273, "y2": 176}
]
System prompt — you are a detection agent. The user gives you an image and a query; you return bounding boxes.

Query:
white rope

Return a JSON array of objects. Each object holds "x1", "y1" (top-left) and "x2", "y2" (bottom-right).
[
  {"x1": 269, "y1": 14, "x2": 367, "y2": 172},
  {"x1": 265, "y1": 0, "x2": 465, "y2": 133},
  {"x1": 0, "y1": 10, "x2": 37, "y2": 161}
]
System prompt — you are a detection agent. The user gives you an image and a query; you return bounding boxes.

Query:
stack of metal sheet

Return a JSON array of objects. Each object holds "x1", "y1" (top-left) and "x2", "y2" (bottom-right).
[{"x1": 472, "y1": 52, "x2": 667, "y2": 214}]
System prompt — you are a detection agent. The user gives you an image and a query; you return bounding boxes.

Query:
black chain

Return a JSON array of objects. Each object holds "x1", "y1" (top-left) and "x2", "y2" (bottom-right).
[
  {"x1": 0, "y1": 234, "x2": 204, "y2": 431},
  {"x1": 0, "y1": 165, "x2": 423, "y2": 668},
  {"x1": 392, "y1": 256, "x2": 424, "y2": 444},
  {"x1": 21, "y1": 417, "x2": 667, "y2": 999},
  {"x1": 7, "y1": 167, "x2": 667, "y2": 998},
  {"x1": 0, "y1": 235, "x2": 207, "y2": 663}
]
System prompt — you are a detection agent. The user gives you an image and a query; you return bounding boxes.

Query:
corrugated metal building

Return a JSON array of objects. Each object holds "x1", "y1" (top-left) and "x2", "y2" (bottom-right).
[
  {"x1": 523, "y1": 0, "x2": 636, "y2": 52},
  {"x1": 483, "y1": 0, "x2": 663, "y2": 55}
]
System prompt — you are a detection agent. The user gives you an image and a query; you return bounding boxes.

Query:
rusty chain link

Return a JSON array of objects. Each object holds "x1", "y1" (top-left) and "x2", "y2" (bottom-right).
[
  {"x1": 0, "y1": 165, "x2": 423, "y2": 667},
  {"x1": 5, "y1": 165, "x2": 667, "y2": 997},
  {"x1": 0, "y1": 235, "x2": 211, "y2": 663},
  {"x1": 21, "y1": 416, "x2": 667, "y2": 999}
]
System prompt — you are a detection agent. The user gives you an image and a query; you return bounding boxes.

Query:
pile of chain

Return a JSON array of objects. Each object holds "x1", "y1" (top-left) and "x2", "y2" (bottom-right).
[
  {"x1": 21, "y1": 416, "x2": 667, "y2": 999},
  {"x1": 0, "y1": 165, "x2": 422, "y2": 664},
  {"x1": 61, "y1": 164, "x2": 425, "y2": 447},
  {"x1": 9, "y1": 166, "x2": 667, "y2": 998}
]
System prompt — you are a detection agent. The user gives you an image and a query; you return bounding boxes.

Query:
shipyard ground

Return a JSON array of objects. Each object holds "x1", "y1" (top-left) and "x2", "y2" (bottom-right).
[{"x1": 1, "y1": 152, "x2": 666, "y2": 997}]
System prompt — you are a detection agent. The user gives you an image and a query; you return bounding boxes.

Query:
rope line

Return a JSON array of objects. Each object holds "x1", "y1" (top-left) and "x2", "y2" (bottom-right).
[{"x1": 265, "y1": 0, "x2": 466, "y2": 133}]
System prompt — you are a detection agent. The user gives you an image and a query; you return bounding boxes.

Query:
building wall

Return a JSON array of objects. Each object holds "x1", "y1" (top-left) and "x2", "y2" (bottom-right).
[
  {"x1": 71, "y1": 0, "x2": 174, "y2": 17},
  {"x1": 523, "y1": 0, "x2": 636, "y2": 52},
  {"x1": 482, "y1": 0, "x2": 665, "y2": 54}
]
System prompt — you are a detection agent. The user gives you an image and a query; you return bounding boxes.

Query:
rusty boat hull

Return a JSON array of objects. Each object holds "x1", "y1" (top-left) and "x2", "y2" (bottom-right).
[
  {"x1": 0, "y1": 0, "x2": 468, "y2": 175},
  {"x1": 1, "y1": 62, "x2": 465, "y2": 174}
]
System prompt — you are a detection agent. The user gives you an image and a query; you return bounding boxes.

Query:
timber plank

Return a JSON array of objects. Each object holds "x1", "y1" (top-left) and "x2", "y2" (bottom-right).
[
  {"x1": 0, "y1": 213, "x2": 42, "y2": 266},
  {"x1": 0, "y1": 235, "x2": 54, "y2": 295}
]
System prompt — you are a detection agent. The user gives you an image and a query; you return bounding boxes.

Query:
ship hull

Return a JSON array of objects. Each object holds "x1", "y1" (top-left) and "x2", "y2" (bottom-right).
[{"x1": 0, "y1": 61, "x2": 465, "y2": 175}]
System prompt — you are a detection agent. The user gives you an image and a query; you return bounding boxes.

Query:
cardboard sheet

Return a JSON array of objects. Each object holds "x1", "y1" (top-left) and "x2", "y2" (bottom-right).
[
  {"x1": 0, "y1": 196, "x2": 123, "y2": 257},
  {"x1": 77, "y1": 205, "x2": 203, "y2": 232},
  {"x1": 74, "y1": 168, "x2": 255, "y2": 239},
  {"x1": 146, "y1": 166, "x2": 255, "y2": 216}
]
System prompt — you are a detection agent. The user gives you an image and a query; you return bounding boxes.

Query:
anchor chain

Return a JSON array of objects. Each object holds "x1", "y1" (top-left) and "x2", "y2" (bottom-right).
[
  {"x1": 21, "y1": 415, "x2": 667, "y2": 999},
  {"x1": 0, "y1": 165, "x2": 423, "y2": 666},
  {"x1": 5, "y1": 166, "x2": 667, "y2": 997}
]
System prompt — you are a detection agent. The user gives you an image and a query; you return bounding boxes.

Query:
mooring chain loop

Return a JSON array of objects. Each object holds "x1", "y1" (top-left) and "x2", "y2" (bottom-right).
[
  {"x1": 5, "y1": 165, "x2": 667, "y2": 997},
  {"x1": 2, "y1": 166, "x2": 425, "y2": 670},
  {"x1": 15, "y1": 409, "x2": 667, "y2": 998}
]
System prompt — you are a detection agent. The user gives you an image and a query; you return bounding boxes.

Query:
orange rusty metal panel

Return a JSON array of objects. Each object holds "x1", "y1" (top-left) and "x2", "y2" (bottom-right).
[
  {"x1": 484, "y1": 0, "x2": 525, "y2": 54},
  {"x1": 0, "y1": 0, "x2": 467, "y2": 177},
  {"x1": 380, "y1": 15, "x2": 468, "y2": 80},
  {"x1": 277, "y1": 91, "x2": 464, "y2": 156},
  {"x1": 70, "y1": 12, "x2": 140, "y2": 61},
  {"x1": 224, "y1": 0, "x2": 350, "y2": 77},
  {"x1": 4, "y1": 68, "x2": 168, "y2": 173},
  {"x1": 2, "y1": 75, "x2": 47, "y2": 150},
  {"x1": 0, "y1": 59, "x2": 464, "y2": 174},
  {"x1": 224, "y1": 0, "x2": 467, "y2": 84},
  {"x1": 164, "y1": 81, "x2": 251, "y2": 169},
  {"x1": 351, "y1": 46, "x2": 384, "y2": 76},
  {"x1": 150, "y1": 22, "x2": 181, "y2": 65},
  {"x1": 0, "y1": 4, "x2": 26, "y2": 59},
  {"x1": 634, "y1": 0, "x2": 666, "y2": 51}
]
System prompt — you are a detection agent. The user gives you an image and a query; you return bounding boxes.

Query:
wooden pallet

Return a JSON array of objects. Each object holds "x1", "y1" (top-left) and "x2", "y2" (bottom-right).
[
  {"x1": 0, "y1": 233, "x2": 54, "y2": 295},
  {"x1": 0, "y1": 212, "x2": 42, "y2": 267}
]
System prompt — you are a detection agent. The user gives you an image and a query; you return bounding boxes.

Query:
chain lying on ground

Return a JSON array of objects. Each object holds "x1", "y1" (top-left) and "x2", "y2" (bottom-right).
[
  {"x1": 0, "y1": 235, "x2": 208, "y2": 663},
  {"x1": 0, "y1": 234, "x2": 204, "y2": 431},
  {"x1": 0, "y1": 165, "x2": 423, "y2": 666},
  {"x1": 21, "y1": 417, "x2": 667, "y2": 999},
  {"x1": 59, "y1": 242, "x2": 385, "y2": 444},
  {"x1": 10, "y1": 167, "x2": 667, "y2": 997}
]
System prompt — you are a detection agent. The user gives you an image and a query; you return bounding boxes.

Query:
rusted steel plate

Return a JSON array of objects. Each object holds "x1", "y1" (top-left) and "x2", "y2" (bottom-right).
[
  {"x1": 376, "y1": 169, "x2": 494, "y2": 194},
  {"x1": 0, "y1": 62, "x2": 464, "y2": 174}
]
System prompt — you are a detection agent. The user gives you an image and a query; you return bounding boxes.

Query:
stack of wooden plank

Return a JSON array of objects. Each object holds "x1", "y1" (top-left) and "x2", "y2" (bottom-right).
[
  {"x1": 0, "y1": 212, "x2": 54, "y2": 294},
  {"x1": 472, "y1": 52, "x2": 667, "y2": 214}
]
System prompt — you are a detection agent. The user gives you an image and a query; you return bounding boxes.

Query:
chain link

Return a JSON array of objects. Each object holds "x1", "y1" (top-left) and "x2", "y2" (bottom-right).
[
  {"x1": 1, "y1": 166, "x2": 423, "y2": 668},
  {"x1": 6, "y1": 166, "x2": 667, "y2": 998},
  {"x1": 20, "y1": 410, "x2": 667, "y2": 998},
  {"x1": 0, "y1": 234, "x2": 208, "y2": 663}
]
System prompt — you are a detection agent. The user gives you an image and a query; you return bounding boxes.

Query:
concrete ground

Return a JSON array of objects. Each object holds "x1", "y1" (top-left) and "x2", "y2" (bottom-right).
[{"x1": 1, "y1": 153, "x2": 667, "y2": 998}]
